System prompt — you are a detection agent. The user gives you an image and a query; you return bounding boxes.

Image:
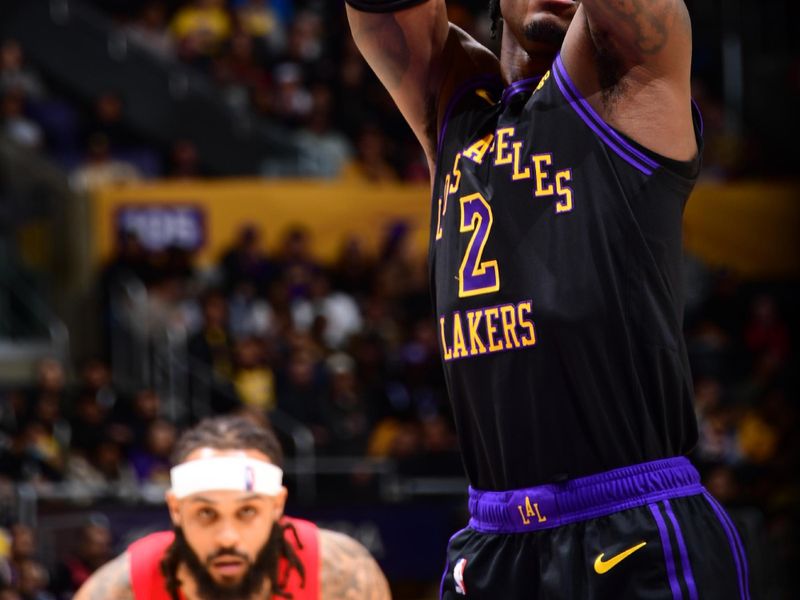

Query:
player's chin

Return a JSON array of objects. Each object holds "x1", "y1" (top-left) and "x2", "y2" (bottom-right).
[{"x1": 522, "y1": 13, "x2": 570, "y2": 49}]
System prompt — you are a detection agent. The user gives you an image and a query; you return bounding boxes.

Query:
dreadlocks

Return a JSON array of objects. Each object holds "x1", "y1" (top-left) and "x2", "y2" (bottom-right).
[
  {"x1": 489, "y1": 0, "x2": 502, "y2": 39},
  {"x1": 161, "y1": 416, "x2": 305, "y2": 599}
]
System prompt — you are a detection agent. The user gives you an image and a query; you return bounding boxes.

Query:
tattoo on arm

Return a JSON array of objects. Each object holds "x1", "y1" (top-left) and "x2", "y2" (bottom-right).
[
  {"x1": 75, "y1": 552, "x2": 134, "y2": 600},
  {"x1": 320, "y1": 530, "x2": 391, "y2": 600},
  {"x1": 589, "y1": 0, "x2": 680, "y2": 55},
  {"x1": 350, "y1": 12, "x2": 410, "y2": 90}
]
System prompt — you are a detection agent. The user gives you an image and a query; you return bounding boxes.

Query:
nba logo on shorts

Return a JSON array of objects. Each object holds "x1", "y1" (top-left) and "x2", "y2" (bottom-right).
[
  {"x1": 453, "y1": 558, "x2": 467, "y2": 595},
  {"x1": 244, "y1": 465, "x2": 255, "y2": 492}
]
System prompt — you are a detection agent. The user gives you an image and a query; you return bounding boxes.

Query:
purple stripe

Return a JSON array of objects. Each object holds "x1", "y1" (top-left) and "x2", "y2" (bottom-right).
[
  {"x1": 704, "y1": 493, "x2": 750, "y2": 600},
  {"x1": 469, "y1": 457, "x2": 702, "y2": 533},
  {"x1": 554, "y1": 54, "x2": 659, "y2": 170},
  {"x1": 663, "y1": 499, "x2": 699, "y2": 600},
  {"x1": 437, "y1": 75, "x2": 501, "y2": 155},
  {"x1": 691, "y1": 99, "x2": 705, "y2": 138},
  {"x1": 551, "y1": 61, "x2": 654, "y2": 176},
  {"x1": 439, "y1": 527, "x2": 469, "y2": 599},
  {"x1": 650, "y1": 503, "x2": 683, "y2": 600},
  {"x1": 500, "y1": 74, "x2": 543, "y2": 104}
]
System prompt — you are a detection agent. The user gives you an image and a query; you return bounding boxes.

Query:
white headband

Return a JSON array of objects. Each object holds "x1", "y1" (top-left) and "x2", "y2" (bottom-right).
[{"x1": 170, "y1": 456, "x2": 284, "y2": 498}]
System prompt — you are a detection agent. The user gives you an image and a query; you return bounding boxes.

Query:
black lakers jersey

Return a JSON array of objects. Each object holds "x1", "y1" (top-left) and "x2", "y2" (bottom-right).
[{"x1": 430, "y1": 55, "x2": 704, "y2": 491}]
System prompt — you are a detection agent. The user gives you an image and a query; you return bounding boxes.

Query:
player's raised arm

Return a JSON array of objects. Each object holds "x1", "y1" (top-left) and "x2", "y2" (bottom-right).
[
  {"x1": 345, "y1": 0, "x2": 448, "y2": 159},
  {"x1": 319, "y1": 529, "x2": 391, "y2": 600},
  {"x1": 73, "y1": 552, "x2": 133, "y2": 600},
  {"x1": 561, "y1": 0, "x2": 696, "y2": 161},
  {"x1": 577, "y1": 0, "x2": 692, "y2": 74}
]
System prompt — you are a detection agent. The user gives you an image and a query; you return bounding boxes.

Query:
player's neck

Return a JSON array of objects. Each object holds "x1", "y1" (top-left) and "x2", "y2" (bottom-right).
[{"x1": 500, "y1": 34, "x2": 558, "y2": 84}]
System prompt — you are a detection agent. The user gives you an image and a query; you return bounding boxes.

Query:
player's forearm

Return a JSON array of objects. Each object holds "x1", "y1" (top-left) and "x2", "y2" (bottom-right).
[
  {"x1": 579, "y1": 0, "x2": 691, "y2": 58},
  {"x1": 345, "y1": 0, "x2": 446, "y2": 92}
]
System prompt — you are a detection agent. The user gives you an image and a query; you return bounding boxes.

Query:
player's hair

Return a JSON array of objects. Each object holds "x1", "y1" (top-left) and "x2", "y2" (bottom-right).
[
  {"x1": 161, "y1": 416, "x2": 305, "y2": 599},
  {"x1": 170, "y1": 415, "x2": 285, "y2": 467},
  {"x1": 489, "y1": 0, "x2": 501, "y2": 39}
]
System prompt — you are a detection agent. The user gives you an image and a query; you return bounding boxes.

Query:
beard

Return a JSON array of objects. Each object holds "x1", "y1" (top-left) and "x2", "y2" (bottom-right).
[
  {"x1": 171, "y1": 525, "x2": 282, "y2": 600},
  {"x1": 523, "y1": 18, "x2": 568, "y2": 47}
]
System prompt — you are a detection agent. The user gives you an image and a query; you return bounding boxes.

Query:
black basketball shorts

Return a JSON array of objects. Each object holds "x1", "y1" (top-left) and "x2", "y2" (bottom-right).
[{"x1": 440, "y1": 458, "x2": 750, "y2": 599}]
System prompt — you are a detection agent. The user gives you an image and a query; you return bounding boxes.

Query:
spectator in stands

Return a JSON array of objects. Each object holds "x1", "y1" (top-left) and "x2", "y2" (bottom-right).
[
  {"x1": 295, "y1": 84, "x2": 353, "y2": 178},
  {"x1": 0, "y1": 40, "x2": 46, "y2": 101},
  {"x1": 228, "y1": 280, "x2": 275, "y2": 339},
  {"x1": 232, "y1": 336, "x2": 276, "y2": 413},
  {"x1": 322, "y1": 353, "x2": 371, "y2": 455},
  {"x1": 170, "y1": 0, "x2": 232, "y2": 66},
  {"x1": 745, "y1": 294, "x2": 791, "y2": 366},
  {"x1": 82, "y1": 91, "x2": 135, "y2": 151},
  {"x1": 233, "y1": 0, "x2": 286, "y2": 54},
  {"x1": 65, "y1": 436, "x2": 137, "y2": 499},
  {"x1": 68, "y1": 392, "x2": 110, "y2": 456},
  {"x1": 167, "y1": 139, "x2": 201, "y2": 178},
  {"x1": 212, "y1": 29, "x2": 270, "y2": 113},
  {"x1": 291, "y1": 270, "x2": 362, "y2": 350},
  {"x1": 75, "y1": 358, "x2": 116, "y2": 416},
  {"x1": 344, "y1": 124, "x2": 398, "y2": 182},
  {"x1": 124, "y1": 1, "x2": 175, "y2": 60},
  {"x1": 1, "y1": 88, "x2": 43, "y2": 150},
  {"x1": 15, "y1": 559, "x2": 53, "y2": 600},
  {"x1": 129, "y1": 419, "x2": 176, "y2": 484},
  {"x1": 8, "y1": 525, "x2": 37, "y2": 580},
  {"x1": 276, "y1": 347, "x2": 327, "y2": 443},
  {"x1": 110, "y1": 388, "x2": 161, "y2": 452},
  {"x1": 52, "y1": 522, "x2": 112, "y2": 597},
  {"x1": 219, "y1": 224, "x2": 277, "y2": 294},
  {"x1": 188, "y1": 289, "x2": 234, "y2": 381},
  {"x1": 331, "y1": 236, "x2": 374, "y2": 300},
  {"x1": 268, "y1": 62, "x2": 312, "y2": 128},
  {"x1": 275, "y1": 226, "x2": 319, "y2": 301},
  {"x1": 70, "y1": 133, "x2": 141, "y2": 193}
]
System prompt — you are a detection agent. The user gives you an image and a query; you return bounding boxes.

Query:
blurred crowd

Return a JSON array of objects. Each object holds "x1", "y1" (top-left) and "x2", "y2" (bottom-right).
[{"x1": 0, "y1": 0, "x2": 767, "y2": 185}]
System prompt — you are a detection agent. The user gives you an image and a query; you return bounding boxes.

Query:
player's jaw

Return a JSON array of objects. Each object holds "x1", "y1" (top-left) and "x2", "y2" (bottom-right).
[{"x1": 174, "y1": 526, "x2": 278, "y2": 599}]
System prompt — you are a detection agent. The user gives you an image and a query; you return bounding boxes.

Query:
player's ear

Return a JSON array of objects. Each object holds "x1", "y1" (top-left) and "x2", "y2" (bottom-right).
[{"x1": 166, "y1": 490, "x2": 182, "y2": 526}]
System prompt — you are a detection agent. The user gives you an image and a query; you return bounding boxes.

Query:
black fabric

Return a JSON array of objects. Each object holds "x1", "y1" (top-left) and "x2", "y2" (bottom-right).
[
  {"x1": 430, "y1": 68, "x2": 702, "y2": 491},
  {"x1": 344, "y1": 0, "x2": 430, "y2": 13},
  {"x1": 441, "y1": 494, "x2": 748, "y2": 599}
]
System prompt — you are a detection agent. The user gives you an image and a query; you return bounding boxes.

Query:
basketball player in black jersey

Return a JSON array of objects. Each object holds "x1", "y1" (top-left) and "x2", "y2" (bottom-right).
[{"x1": 346, "y1": 0, "x2": 750, "y2": 598}]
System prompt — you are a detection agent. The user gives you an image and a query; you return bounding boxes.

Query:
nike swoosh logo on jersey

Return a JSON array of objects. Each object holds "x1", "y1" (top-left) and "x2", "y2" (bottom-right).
[{"x1": 593, "y1": 541, "x2": 647, "y2": 574}]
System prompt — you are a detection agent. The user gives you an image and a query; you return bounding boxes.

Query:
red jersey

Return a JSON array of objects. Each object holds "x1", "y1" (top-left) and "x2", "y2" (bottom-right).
[{"x1": 128, "y1": 517, "x2": 319, "y2": 600}]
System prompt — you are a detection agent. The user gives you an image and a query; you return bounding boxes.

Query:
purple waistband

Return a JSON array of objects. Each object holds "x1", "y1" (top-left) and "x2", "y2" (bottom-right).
[{"x1": 468, "y1": 457, "x2": 703, "y2": 534}]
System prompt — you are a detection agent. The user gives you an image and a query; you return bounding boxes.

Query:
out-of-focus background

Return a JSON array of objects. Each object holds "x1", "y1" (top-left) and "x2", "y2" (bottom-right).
[{"x1": 0, "y1": 0, "x2": 797, "y2": 598}]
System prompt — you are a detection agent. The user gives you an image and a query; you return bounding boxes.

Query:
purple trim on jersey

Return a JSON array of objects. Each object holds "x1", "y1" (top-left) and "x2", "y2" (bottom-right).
[
  {"x1": 691, "y1": 99, "x2": 705, "y2": 137},
  {"x1": 439, "y1": 527, "x2": 469, "y2": 599},
  {"x1": 664, "y1": 499, "x2": 699, "y2": 600},
  {"x1": 468, "y1": 457, "x2": 703, "y2": 534},
  {"x1": 650, "y1": 503, "x2": 683, "y2": 600},
  {"x1": 703, "y1": 493, "x2": 750, "y2": 600},
  {"x1": 437, "y1": 75, "x2": 501, "y2": 156},
  {"x1": 500, "y1": 74, "x2": 544, "y2": 105},
  {"x1": 554, "y1": 54, "x2": 660, "y2": 170},
  {"x1": 551, "y1": 56, "x2": 657, "y2": 176}
]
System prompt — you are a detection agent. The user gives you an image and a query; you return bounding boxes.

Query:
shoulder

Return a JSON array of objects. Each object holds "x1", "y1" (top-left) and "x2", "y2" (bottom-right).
[
  {"x1": 74, "y1": 552, "x2": 133, "y2": 600},
  {"x1": 318, "y1": 529, "x2": 391, "y2": 600}
]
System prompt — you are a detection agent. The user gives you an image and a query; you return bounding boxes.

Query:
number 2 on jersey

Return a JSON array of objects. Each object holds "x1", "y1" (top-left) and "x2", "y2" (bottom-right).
[{"x1": 458, "y1": 193, "x2": 500, "y2": 297}]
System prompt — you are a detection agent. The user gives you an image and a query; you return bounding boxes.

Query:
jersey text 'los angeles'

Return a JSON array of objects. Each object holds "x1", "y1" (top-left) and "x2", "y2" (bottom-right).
[{"x1": 430, "y1": 54, "x2": 703, "y2": 490}]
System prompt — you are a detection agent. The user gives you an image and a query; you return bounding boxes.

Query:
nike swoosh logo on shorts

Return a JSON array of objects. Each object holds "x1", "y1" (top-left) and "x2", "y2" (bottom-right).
[{"x1": 593, "y1": 541, "x2": 647, "y2": 574}]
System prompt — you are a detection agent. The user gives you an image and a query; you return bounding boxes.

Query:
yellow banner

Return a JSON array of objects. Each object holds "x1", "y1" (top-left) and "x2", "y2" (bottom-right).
[{"x1": 92, "y1": 179, "x2": 800, "y2": 279}]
